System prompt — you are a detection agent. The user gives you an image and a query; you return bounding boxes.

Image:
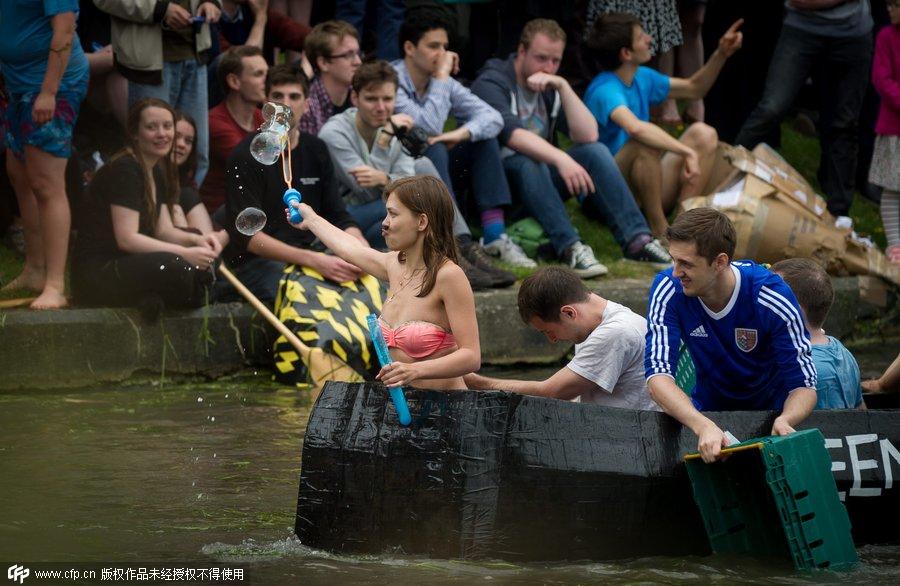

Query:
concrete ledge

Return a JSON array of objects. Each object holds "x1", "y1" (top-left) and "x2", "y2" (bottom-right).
[
  {"x1": 0, "y1": 304, "x2": 275, "y2": 391},
  {"x1": 0, "y1": 276, "x2": 885, "y2": 391}
]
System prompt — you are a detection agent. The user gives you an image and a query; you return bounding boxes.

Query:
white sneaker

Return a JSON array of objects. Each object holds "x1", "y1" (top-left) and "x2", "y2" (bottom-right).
[
  {"x1": 565, "y1": 242, "x2": 608, "y2": 278},
  {"x1": 480, "y1": 234, "x2": 537, "y2": 268},
  {"x1": 835, "y1": 215, "x2": 853, "y2": 230}
]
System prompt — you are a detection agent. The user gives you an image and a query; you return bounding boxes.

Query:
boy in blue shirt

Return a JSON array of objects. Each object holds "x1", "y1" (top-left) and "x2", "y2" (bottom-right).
[
  {"x1": 582, "y1": 13, "x2": 742, "y2": 238},
  {"x1": 645, "y1": 208, "x2": 818, "y2": 463},
  {"x1": 772, "y1": 258, "x2": 865, "y2": 410}
]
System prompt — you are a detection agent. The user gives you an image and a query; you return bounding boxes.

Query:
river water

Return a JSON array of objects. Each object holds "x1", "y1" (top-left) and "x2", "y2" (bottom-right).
[{"x1": 1, "y1": 350, "x2": 898, "y2": 584}]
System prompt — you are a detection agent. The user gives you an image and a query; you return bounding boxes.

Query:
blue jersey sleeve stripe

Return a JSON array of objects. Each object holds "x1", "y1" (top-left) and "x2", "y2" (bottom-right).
[
  {"x1": 647, "y1": 278, "x2": 668, "y2": 372},
  {"x1": 646, "y1": 278, "x2": 665, "y2": 373},
  {"x1": 759, "y1": 287, "x2": 818, "y2": 387},
  {"x1": 758, "y1": 288, "x2": 817, "y2": 387},
  {"x1": 647, "y1": 277, "x2": 677, "y2": 375},
  {"x1": 759, "y1": 286, "x2": 816, "y2": 368},
  {"x1": 758, "y1": 294, "x2": 816, "y2": 388}
]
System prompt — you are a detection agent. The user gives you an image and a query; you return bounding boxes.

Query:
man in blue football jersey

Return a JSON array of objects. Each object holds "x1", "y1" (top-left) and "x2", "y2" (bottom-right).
[{"x1": 645, "y1": 208, "x2": 817, "y2": 462}]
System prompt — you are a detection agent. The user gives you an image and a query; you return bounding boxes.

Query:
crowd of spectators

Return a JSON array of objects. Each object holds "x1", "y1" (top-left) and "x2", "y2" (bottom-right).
[{"x1": 1, "y1": 0, "x2": 897, "y2": 313}]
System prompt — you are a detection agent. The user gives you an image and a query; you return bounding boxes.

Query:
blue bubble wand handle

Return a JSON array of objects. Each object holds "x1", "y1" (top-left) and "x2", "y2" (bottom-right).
[
  {"x1": 283, "y1": 188, "x2": 302, "y2": 223},
  {"x1": 367, "y1": 313, "x2": 412, "y2": 426}
]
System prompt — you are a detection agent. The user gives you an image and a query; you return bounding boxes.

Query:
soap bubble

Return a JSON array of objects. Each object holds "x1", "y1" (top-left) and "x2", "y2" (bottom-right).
[
  {"x1": 236, "y1": 207, "x2": 267, "y2": 236},
  {"x1": 250, "y1": 131, "x2": 283, "y2": 165}
]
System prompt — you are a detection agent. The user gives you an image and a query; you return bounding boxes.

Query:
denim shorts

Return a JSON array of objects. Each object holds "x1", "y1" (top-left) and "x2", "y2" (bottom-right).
[{"x1": 2, "y1": 82, "x2": 87, "y2": 160}]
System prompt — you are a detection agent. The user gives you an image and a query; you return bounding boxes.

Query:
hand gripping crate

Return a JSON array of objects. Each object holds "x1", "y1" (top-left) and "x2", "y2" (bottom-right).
[{"x1": 684, "y1": 428, "x2": 857, "y2": 570}]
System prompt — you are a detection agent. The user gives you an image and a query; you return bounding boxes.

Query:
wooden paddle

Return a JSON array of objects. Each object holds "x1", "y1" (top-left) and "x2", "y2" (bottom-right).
[
  {"x1": 218, "y1": 265, "x2": 363, "y2": 388},
  {"x1": 0, "y1": 297, "x2": 37, "y2": 309}
]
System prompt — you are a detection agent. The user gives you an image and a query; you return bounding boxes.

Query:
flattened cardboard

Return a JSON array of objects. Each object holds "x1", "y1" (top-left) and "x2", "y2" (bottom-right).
[{"x1": 679, "y1": 144, "x2": 900, "y2": 287}]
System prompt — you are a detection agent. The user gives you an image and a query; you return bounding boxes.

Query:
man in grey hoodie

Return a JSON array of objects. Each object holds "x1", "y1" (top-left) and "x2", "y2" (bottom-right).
[
  {"x1": 471, "y1": 18, "x2": 672, "y2": 277},
  {"x1": 319, "y1": 60, "x2": 514, "y2": 289}
]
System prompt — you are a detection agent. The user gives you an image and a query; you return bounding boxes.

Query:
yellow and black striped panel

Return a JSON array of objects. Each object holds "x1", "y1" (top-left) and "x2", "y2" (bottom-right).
[{"x1": 273, "y1": 265, "x2": 387, "y2": 387}]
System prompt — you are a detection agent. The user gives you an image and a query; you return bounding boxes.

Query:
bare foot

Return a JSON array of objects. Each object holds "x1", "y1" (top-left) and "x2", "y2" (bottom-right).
[
  {"x1": 30, "y1": 286, "x2": 69, "y2": 310},
  {"x1": 2, "y1": 268, "x2": 45, "y2": 293}
]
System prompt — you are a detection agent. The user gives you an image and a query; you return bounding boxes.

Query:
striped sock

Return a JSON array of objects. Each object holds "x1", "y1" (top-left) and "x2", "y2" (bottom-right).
[
  {"x1": 481, "y1": 208, "x2": 505, "y2": 244},
  {"x1": 882, "y1": 189, "x2": 900, "y2": 248}
]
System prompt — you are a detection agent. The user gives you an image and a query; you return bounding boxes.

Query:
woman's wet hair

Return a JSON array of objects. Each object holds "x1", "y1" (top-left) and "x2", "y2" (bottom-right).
[{"x1": 383, "y1": 175, "x2": 458, "y2": 297}]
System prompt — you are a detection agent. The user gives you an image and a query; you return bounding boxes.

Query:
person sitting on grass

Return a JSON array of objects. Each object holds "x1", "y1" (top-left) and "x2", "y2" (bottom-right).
[
  {"x1": 464, "y1": 266, "x2": 658, "y2": 410},
  {"x1": 471, "y1": 18, "x2": 672, "y2": 279},
  {"x1": 583, "y1": 13, "x2": 742, "y2": 238},
  {"x1": 393, "y1": 8, "x2": 534, "y2": 269},
  {"x1": 71, "y1": 98, "x2": 221, "y2": 313},
  {"x1": 645, "y1": 208, "x2": 817, "y2": 463},
  {"x1": 288, "y1": 175, "x2": 480, "y2": 391},
  {"x1": 772, "y1": 258, "x2": 864, "y2": 410}
]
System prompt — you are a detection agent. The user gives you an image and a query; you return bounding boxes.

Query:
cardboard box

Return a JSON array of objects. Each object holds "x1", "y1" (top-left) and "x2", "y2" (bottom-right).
[{"x1": 680, "y1": 145, "x2": 900, "y2": 287}]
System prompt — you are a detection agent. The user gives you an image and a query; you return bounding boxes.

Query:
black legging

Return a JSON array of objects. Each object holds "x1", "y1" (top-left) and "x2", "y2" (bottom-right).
[{"x1": 72, "y1": 251, "x2": 213, "y2": 309}]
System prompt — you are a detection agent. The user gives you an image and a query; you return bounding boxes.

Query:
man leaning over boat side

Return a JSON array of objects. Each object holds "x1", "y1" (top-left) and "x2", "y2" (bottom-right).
[
  {"x1": 645, "y1": 208, "x2": 818, "y2": 464},
  {"x1": 464, "y1": 267, "x2": 658, "y2": 411}
]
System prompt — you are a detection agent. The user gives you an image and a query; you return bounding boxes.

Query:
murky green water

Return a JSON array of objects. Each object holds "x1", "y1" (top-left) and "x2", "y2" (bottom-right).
[{"x1": 1, "y1": 349, "x2": 898, "y2": 584}]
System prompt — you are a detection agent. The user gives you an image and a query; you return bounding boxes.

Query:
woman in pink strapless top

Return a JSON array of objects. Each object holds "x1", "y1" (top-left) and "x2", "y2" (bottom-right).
[{"x1": 288, "y1": 175, "x2": 480, "y2": 391}]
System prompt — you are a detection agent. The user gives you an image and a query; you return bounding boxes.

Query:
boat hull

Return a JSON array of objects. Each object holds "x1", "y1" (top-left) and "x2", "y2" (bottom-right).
[{"x1": 295, "y1": 382, "x2": 899, "y2": 561}]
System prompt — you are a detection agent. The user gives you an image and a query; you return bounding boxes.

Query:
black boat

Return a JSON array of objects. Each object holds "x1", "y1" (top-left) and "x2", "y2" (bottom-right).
[{"x1": 295, "y1": 382, "x2": 899, "y2": 561}]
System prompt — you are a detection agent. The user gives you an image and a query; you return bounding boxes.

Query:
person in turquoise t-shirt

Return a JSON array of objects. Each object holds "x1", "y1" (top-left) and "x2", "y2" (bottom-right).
[
  {"x1": 582, "y1": 12, "x2": 742, "y2": 239},
  {"x1": 0, "y1": 0, "x2": 89, "y2": 309},
  {"x1": 773, "y1": 258, "x2": 865, "y2": 410}
]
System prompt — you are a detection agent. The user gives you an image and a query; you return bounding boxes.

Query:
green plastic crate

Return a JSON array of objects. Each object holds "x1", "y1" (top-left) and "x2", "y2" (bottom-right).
[
  {"x1": 674, "y1": 341, "x2": 696, "y2": 395},
  {"x1": 684, "y1": 429, "x2": 858, "y2": 571}
]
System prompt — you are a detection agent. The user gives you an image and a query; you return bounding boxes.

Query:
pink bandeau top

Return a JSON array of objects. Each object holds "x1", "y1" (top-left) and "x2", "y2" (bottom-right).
[{"x1": 378, "y1": 318, "x2": 457, "y2": 359}]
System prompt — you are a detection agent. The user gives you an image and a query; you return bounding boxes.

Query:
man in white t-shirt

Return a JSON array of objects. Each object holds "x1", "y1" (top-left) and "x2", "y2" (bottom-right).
[{"x1": 464, "y1": 266, "x2": 658, "y2": 410}]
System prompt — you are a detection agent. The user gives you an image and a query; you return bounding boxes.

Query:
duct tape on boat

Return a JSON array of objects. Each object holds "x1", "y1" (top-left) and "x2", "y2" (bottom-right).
[{"x1": 826, "y1": 434, "x2": 900, "y2": 501}]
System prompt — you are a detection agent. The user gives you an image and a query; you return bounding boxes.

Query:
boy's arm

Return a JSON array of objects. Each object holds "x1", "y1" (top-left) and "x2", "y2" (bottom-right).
[
  {"x1": 757, "y1": 283, "x2": 818, "y2": 433},
  {"x1": 465, "y1": 366, "x2": 597, "y2": 400},
  {"x1": 319, "y1": 127, "x2": 380, "y2": 200},
  {"x1": 644, "y1": 274, "x2": 728, "y2": 461},
  {"x1": 470, "y1": 73, "x2": 522, "y2": 146},
  {"x1": 526, "y1": 74, "x2": 598, "y2": 143},
  {"x1": 610, "y1": 106, "x2": 698, "y2": 162},
  {"x1": 506, "y1": 129, "x2": 596, "y2": 196},
  {"x1": 394, "y1": 77, "x2": 452, "y2": 137},
  {"x1": 649, "y1": 375, "x2": 729, "y2": 462},
  {"x1": 772, "y1": 387, "x2": 817, "y2": 435},
  {"x1": 668, "y1": 19, "x2": 743, "y2": 100},
  {"x1": 449, "y1": 82, "x2": 504, "y2": 141}
]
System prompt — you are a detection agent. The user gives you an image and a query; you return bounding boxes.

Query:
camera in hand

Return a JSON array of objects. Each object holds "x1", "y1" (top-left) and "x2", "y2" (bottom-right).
[{"x1": 391, "y1": 124, "x2": 430, "y2": 159}]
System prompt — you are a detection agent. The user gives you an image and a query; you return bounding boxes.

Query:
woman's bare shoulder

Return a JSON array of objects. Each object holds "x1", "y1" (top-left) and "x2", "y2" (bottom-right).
[{"x1": 436, "y1": 260, "x2": 468, "y2": 288}]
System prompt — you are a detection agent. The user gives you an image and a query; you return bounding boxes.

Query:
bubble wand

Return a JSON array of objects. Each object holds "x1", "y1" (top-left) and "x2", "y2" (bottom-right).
[
  {"x1": 367, "y1": 313, "x2": 412, "y2": 426},
  {"x1": 249, "y1": 102, "x2": 302, "y2": 222}
]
